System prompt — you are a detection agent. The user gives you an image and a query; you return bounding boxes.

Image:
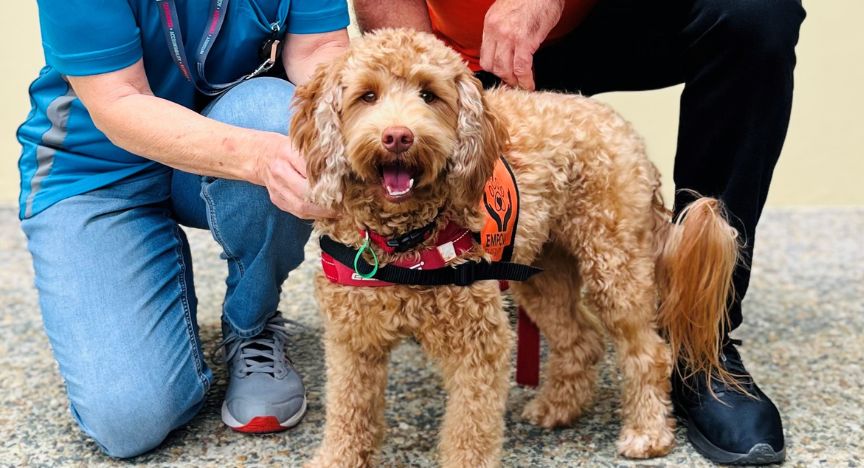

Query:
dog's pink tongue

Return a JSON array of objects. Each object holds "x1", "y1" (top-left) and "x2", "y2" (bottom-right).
[{"x1": 382, "y1": 164, "x2": 412, "y2": 193}]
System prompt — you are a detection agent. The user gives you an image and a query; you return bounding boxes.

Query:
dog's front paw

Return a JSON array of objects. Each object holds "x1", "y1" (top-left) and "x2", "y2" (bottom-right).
[
  {"x1": 305, "y1": 446, "x2": 373, "y2": 468},
  {"x1": 304, "y1": 452, "x2": 349, "y2": 468},
  {"x1": 305, "y1": 455, "x2": 361, "y2": 468},
  {"x1": 304, "y1": 453, "x2": 339, "y2": 468},
  {"x1": 616, "y1": 424, "x2": 675, "y2": 459},
  {"x1": 521, "y1": 395, "x2": 583, "y2": 428}
]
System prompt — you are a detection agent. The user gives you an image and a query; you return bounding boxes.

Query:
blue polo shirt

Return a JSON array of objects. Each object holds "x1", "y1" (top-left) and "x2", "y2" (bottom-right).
[{"x1": 17, "y1": 0, "x2": 349, "y2": 219}]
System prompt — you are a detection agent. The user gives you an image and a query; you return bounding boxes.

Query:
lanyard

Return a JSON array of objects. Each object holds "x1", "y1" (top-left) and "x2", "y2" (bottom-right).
[{"x1": 156, "y1": 0, "x2": 281, "y2": 96}]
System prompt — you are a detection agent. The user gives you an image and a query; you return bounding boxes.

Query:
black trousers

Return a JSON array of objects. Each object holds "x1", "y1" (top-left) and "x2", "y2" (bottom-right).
[{"x1": 481, "y1": 0, "x2": 806, "y2": 332}]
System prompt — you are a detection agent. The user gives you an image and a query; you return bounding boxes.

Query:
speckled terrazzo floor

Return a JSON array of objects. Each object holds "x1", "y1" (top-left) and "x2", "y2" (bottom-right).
[{"x1": 1, "y1": 205, "x2": 862, "y2": 467}]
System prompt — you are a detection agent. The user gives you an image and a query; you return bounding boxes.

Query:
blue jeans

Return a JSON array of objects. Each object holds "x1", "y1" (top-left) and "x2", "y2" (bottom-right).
[{"x1": 21, "y1": 78, "x2": 311, "y2": 458}]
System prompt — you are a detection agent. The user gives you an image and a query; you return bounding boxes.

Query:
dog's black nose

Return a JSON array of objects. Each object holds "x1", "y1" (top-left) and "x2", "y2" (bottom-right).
[{"x1": 382, "y1": 126, "x2": 414, "y2": 154}]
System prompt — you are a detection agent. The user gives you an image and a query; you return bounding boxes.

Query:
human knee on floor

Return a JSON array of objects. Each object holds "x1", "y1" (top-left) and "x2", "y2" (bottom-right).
[
  {"x1": 706, "y1": 0, "x2": 805, "y2": 60},
  {"x1": 72, "y1": 381, "x2": 205, "y2": 459}
]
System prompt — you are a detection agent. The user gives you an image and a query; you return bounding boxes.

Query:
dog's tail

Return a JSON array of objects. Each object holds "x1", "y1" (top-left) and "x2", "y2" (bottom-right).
[{"x1": 653, "y1": 190, "x2": 743, "y2": 390}]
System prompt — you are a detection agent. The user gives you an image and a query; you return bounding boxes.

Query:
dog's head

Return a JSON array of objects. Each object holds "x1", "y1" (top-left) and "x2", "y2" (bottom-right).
[{"x1": 291, "y1": 29, "x2": 507, "y2": 226}]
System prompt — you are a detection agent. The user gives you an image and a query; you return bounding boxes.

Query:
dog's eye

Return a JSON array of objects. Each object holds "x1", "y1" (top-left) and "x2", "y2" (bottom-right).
[
  {"x1": 360, "y1": 91, "x2": 377, "y2": 103},
  {"x1": 419, "y1": 90, "x2": 438, "y2": 104}
]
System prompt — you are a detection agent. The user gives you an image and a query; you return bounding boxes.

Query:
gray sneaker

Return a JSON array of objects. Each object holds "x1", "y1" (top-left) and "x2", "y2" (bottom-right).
[{"x1": 219, "y1": 313, "x2": 307, "y2": 433}]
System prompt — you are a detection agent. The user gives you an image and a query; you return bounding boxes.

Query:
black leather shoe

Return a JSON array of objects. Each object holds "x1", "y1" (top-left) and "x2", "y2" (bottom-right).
[{"x1": 672, "y1": 339, "x2": 785, "y2": 465}]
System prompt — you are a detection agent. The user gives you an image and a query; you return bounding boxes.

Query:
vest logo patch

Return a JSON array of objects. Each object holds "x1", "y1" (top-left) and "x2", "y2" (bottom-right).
[{"x1": 480, "y1": 158, "x2": 519, "y2": 262}]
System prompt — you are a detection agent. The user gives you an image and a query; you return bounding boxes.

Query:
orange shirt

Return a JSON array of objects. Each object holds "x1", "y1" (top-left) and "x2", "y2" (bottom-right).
[{"x1": 427, "y1": 0, "x2": 598, "y2": 71}]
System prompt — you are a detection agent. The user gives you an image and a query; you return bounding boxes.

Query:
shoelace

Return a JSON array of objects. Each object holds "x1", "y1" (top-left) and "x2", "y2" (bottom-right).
[
  {"x1": 713, "y1": 338, "x2": 753, "y2": 394},
  {"x1": 719, "y1": 338, "x2": 743, "y2": 364},
  {"x1": 216, "y1": 315, "x2": 305, "y2": 376}
]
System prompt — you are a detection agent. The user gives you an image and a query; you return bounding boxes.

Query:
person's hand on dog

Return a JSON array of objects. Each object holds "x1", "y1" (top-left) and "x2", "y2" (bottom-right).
[
  {"x1": 256, "y1": 136, "x2": 337, "y2": 220},
  {"x1": 479, "y1": 0, "x2": 564, "y2": 90}
]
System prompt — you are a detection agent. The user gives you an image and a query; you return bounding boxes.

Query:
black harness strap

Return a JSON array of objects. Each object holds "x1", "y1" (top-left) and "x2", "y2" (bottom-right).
[{"x1": 320, "y1": 235, "x2": 542, "y2": 287}]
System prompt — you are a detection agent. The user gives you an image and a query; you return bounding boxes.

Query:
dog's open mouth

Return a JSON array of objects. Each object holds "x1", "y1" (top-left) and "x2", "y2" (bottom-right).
[{"x1": 379, "y1": 161, "x2": 419, "y2": 202}]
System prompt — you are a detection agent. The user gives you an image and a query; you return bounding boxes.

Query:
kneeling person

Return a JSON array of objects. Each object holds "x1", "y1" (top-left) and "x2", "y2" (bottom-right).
[{"x1": 18, "y1": 0, "x2": 349, "y2": 458}]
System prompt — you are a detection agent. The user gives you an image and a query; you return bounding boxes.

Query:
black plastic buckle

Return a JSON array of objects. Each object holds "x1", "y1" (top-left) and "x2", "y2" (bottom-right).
[
  {"x1": 453, "y1": 262, "x2": 478, "y2": 286},
  {"x1": 386, "y1": 228, "x2": 432, "y2": 253}
]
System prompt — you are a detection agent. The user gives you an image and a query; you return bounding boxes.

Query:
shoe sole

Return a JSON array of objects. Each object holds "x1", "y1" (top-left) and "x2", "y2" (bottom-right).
[
  {"x1": 221, "y1": 397, "x2": 308, "y2": 434},
  {"x1": 676, "y1": 405, "x2": 785, "y2": 465}
]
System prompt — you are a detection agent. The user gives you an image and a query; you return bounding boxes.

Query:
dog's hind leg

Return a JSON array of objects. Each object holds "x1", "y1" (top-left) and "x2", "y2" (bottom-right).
[
  {"x1": 510, "y1": 245, "x2": 605, "y2": 428},
  {"x1": 418, "y1": 285, "x2": 512, "y2": 468},
  {"x1": 570, "y1": 232, "x2": 675, "y2": 458}
]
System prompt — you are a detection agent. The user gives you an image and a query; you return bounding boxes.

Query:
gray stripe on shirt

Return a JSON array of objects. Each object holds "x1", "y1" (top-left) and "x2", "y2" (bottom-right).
[{"x1": 24, "y1": 86, "x2": 77, "y2": 218}]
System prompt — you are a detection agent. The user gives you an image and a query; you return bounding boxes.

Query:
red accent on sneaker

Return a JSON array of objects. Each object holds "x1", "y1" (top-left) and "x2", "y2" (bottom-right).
[{"x1": 231, "y1": 416, "x2": 287, "y2": 434}]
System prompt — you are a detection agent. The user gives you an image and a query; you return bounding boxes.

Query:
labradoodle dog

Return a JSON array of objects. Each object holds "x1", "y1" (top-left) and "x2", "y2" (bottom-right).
[{"x1": 291, "y1": 29, "x2": 740, "y2": 467}]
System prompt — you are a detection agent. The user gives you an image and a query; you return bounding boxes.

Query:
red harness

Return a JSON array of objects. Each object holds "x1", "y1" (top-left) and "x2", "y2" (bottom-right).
[{"x1": 318, "y1": 157, "x2": 542, "y2": 387}]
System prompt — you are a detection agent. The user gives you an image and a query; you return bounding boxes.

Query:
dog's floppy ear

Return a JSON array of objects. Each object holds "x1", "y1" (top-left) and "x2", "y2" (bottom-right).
[
  {"x1": 450, "y1": 72, "x2": 508, "y2": 208},
  {"x1": 290, "y1": 55, "x2": 349, "y2": 209}
]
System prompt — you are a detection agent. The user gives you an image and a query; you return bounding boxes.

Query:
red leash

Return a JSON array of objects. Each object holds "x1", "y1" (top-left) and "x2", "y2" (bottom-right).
[
  {"x1": 499, "y1": 281, "x2": 540, "y2": 387},
  {"x1": 516, "y1": 307, "x2": 541, "y2": 387}
]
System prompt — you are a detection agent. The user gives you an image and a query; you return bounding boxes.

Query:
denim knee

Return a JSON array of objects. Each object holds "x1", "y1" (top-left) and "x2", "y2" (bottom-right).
[
  {"x1": 71, "y1": 381, "x2": 205, "y2": 458},
  {"x1": 203, "y1": 77, "x2": 296, "y2": 134}
]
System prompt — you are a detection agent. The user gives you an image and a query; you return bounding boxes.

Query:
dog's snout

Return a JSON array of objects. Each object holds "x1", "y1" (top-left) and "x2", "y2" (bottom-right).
[{"x1": 381, "y1": 126, "x2": 414, "y2": 154}]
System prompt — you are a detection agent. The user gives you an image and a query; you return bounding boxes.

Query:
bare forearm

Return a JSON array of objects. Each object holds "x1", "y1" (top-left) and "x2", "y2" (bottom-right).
[
  {"x1": 354, "y1": 0, "x2": 432, "y2": 32},
  {"x1": 68, "y1": 47, "x2": 340, "y2": 218},
  {"x1": 90, "y1": 93, "x2": 278, "y2": 183}
]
